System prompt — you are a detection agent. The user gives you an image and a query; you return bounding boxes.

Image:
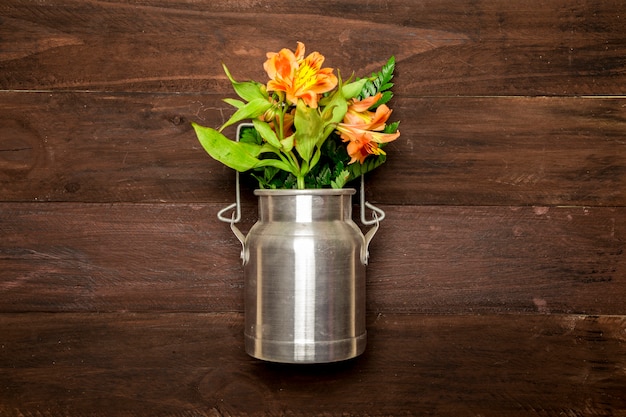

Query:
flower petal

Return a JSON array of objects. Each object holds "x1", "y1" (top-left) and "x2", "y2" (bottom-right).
[{"x1": 264, "y1": 42, "x2": 337, "y2": 108}]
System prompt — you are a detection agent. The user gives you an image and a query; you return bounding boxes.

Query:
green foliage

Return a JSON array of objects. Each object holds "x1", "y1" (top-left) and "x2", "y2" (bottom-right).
[
  {"x1": 192, "y1": 50, "x2": 400, "y2": 190},
  {"x1": 192, "y1": 123, "x2": 262, "y2": 172},
  {"x1": 239, "y1": 125, "x2": 263, "y2": 145},
  {"x1": 358, "y1": 56, "x2": 396, "y2": 108},
  {"x1": 234, "y1": 54, "x2": 399, "y2": 189},
  {"x1": 240, "y1": 127, "x2": 389, "y2": 189},
  {"x1": 385, "y1": 120, "x2": 400, "y2": 134}
]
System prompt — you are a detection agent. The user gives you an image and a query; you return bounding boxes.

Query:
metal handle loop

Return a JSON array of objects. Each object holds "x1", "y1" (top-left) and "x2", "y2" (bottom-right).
[
  {"x1": 216, "y1": 124, "x2": 251, "y2": 263},
  {"x1": 360, "y1": 173, "x2": 386, "y2": 225},
  {"x1": 217, "y1": 172, "x2": 241, "y2": 223},
  {"x1": 218, "y1": 174, "x2": 246, "y2": 263},
  {"x1": 359, "y1": 174, "x2": 385, "y2": 265}
]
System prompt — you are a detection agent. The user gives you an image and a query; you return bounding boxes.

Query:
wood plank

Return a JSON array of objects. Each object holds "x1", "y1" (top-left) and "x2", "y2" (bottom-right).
[
  {"x1": 0, "y1": 202, "x2": 243, "y2": 313},
  {"x1": 2, "y1": 203, "x2": 623, "y2": 315},
  {"x1": 0, "y1": 92, "x2": 233, "y2": 204},
  {"x1": 369, "y1": 95, "x2": 626, "y2": 206},
  {"x1": 1, "y1": 93, "x2": 624, "y2": 206},
  {"x1": 0, "y1": 312, "x2": 624, "y2": 416},
  {"x1": 370, "y1": 205, "x2": 625, "y2": 315},
  {"x1": 1, "y1": 0, "x2": 624, "y2": 95}
]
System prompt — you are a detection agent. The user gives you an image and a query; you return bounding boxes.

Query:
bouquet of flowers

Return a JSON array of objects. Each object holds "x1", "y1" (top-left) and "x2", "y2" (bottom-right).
[{"x1": 192, "y1": 41, "x2": 400, "y2": 190}]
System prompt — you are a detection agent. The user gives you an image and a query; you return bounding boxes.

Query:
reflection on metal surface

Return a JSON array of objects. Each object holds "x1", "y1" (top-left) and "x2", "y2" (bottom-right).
[{"x1": 293, "y1": 237, "x2": 316, "y2": 361}]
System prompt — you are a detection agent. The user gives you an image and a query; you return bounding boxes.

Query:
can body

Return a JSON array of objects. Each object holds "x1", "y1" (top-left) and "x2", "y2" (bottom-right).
[{"x1": 243, "y1": 189, "x2": 366, "y2": 363}]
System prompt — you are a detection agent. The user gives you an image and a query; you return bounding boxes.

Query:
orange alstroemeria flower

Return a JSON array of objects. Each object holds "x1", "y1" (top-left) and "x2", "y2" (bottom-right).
[
  {"x1": 264, "y1": 42, "x2": 338, "y2": 108},
  {"x1": 336, "y1": 93, "x2": 400, "y2": 164}
]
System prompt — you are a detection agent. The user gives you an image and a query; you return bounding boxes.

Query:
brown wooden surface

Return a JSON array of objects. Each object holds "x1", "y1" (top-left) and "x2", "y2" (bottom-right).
[
  {"x1": 1, "y1": 0, "x2": 625, "y2": 415},
  {"x1": 1, "y1": 93, "x2": 625, "y2": 206},
  {"x1": 1, "y1": 313, "x2": 625, "y2": 417},
  {"x1": 1, "y1": 0, "x2": 625, "y2": 95},
  {"x1": 2, "y1": 202, "x2": 624, "y2": 315}
]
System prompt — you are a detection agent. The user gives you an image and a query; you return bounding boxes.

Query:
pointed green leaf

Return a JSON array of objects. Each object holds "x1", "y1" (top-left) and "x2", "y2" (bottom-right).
[
  {"x1": 222, "y1": 63, "x2": 268, "y2": 102},
  {"x1": 320, "y1": 89, "x2": 348, "y2": 126},
  {"x1": 255, "y1": 158, "x2": 294, "y2": 174},
  {"x1": 331, "y1": 169, "x2": 350, "y2": 189},
  {"x1": 220, "y1": 98, "x2": 272, "y2": 131},
  {"x1": 252, "y1": 119, "x2": 281, "y2": 148},
  {"x1": 280, "y1": 134, "x2": 295, "y2": 153},
  {"x1": 192, "y1": 122, "x2": 262, "y2": 172},
  {"x1": 342, "y1": 78, "x2": 367, "y2": 100},
  {"x1": 223, "y1": 98, "x2": 245, "y2": 109},
  {"x1": 309, "y1": 147, "x2": 321, "y2": 172},
  {"x1": 294, "y1": 100, "x2": 323, "y2": 163},
  {"x1": 346, "y1": 154, "x2": 387, "y2": 183}
]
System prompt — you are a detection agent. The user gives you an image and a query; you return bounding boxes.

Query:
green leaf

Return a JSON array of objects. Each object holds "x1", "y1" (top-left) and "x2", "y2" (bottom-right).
[
  {"x1": 220, "y1": 98, "x2": 272, "y2": 131},
  {"x1": 252, "y1": 119, "x2": 281, "y2": 148},
  {"x1": 239, "y1": 125, "x2": 262, "y2": 145},
  {"x1": 376, "y1": 56, "x2": 396, "y2": 90},
  {"x1": 358, "y1": 56, "x2": 396, "y2": 104},
  {"x1": 320, "y1": 89, "x2": 348, "y2": 126},
  {"x1": 342, "y1": 78, "x2": 368, "y2": 100},
  {"x1": 346, "y1": 154, "x2": 387, "y2": 183},
  {"x1": 192, "y1": 122, "x2": 262, "y2": 172},
  {"x1": 373, "y1": 91, "x2": 393, "y2": 108},
  {"x1": 385, "y1": 120, "x2": 400, "y2": 133},
  {"x1": 309, "y1": 147, "x2": 321, "y2": 171},
  {"x1": 315, "y1": 164, "x2": 332, "y2": 185},
  {"x1": 331, "y1": 169, "x2": 350, "y2": 189},
  {"x1": 280, "y1": 134, "x2": 295, "y2": 153},
  {"x1": 251, "y1": 165, "x2": 285, "y2": 189},
  {"x1": 255, "y1": 157, "x2": 293, "y2": 174},
  {"x1": 222, "y1": 63, "x2": 268, "y2": 102},
  {"x1": 294, "y1": 100, "x2": 323, "y2": 163},
  {"x1": 223, "y1": 98, "x2": 245, "y2": 109}
]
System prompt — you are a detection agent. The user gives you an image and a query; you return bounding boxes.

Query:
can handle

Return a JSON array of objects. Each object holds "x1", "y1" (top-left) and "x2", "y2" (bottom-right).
[
  {"x1": 359, "y1": 174, "x2": 384, "y2": 265},
  {"x1": 217, "y1": 123, "x2": 385, "y2": 265}
]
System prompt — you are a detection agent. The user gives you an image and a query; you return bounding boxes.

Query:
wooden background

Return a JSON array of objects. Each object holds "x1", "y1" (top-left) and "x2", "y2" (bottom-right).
[{"x1": 1, "y1": 1, "x2": 625, "y2": 415}]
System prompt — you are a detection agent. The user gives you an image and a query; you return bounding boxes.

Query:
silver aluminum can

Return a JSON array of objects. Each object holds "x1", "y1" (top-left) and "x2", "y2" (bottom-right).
[{"x1": 243, "y1": 188, "x2": 366, "y2": 363}]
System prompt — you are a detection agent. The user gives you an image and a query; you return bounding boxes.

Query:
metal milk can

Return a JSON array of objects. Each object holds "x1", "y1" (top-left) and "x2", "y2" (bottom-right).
[
  {"x1": 220, "y1": 184, "x2": 383, "y2": 364},
  {"x1": 247, "y1": 189, "x2": 367, "y2": 363},
  {"x1": 216, "y1": 126, "x2": 385, "y2": 364}
]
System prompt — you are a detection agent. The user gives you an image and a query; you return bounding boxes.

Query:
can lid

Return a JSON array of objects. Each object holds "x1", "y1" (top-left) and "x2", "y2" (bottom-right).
[{"x1": 254, "y1": 188, "x2": 356, "y2": 196}]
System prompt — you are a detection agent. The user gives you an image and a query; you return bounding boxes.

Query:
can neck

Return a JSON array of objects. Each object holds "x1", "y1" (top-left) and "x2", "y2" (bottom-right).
[{"x1": 256, "y1": 190, "x2": 355, "y2": 222}]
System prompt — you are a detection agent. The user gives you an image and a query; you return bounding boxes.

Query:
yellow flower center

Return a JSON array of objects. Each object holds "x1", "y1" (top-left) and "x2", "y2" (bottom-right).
[{"x1": 294, "y1": 62, "x2": 318, "y2": 92}]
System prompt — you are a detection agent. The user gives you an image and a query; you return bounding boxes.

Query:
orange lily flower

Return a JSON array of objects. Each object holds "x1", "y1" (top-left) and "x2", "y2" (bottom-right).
[
  {"x1": 264, "y1": 42, "x2": 338, "y2": 108},
  {"x1": 337, "y1": 93, "x2": 400, "y2": 164}
]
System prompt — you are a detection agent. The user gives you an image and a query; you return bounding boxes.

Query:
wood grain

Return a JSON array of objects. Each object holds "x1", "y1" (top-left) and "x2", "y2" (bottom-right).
[
  {"x1": 0, "y1": 0, "x2": 624, "y2": 95},
  {"x1": 2, "y1": 202, "x2": 623, "y2": 315},
  {"x1": 0, "y1": 312, "x2": 624, "y2": 416},
  {"x1": 1, "y1": 93, "x2": 624, "y2": 206},
  {"x1": 1, "y1": 1, "x2": 625, "y2": 415}
]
